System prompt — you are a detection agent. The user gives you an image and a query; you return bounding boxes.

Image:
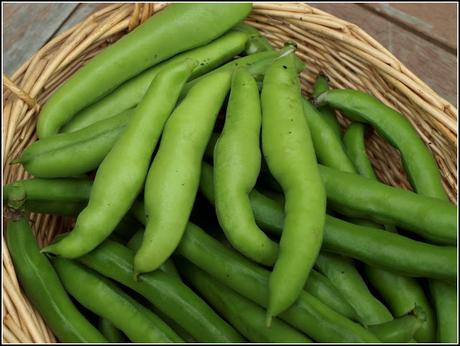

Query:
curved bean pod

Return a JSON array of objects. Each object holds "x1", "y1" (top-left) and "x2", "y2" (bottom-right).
[
  {"x1": 232, "y1": 23, "x2": 273, "y2": 54},
  {"x1": 43, "y1": 59, "x2": 196, "y2": 258},
  {"x1": 134, "y1": 69, "x2": 232, "y2": 275},
  {"x1": 214, "y1": 67, "x2": 278, "y2": 265},
  {"x1": 53, "y1": 257, "x2": 182, "y2": 343},
  {"x1": 37, "y1": 3, "x2": 252, "y2": 138},
  {"x1": 311, "y1": 74, "x2": 342, "y2": 138},
  {"x1": 261, "y1": 53, "x2": 326, "y2": 322},
  {"x1": 315, "y1": 89, "x2": 448, "y2": 201}
]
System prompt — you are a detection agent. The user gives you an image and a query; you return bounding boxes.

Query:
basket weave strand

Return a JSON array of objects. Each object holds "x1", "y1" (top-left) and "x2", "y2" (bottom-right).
[{"x1": 2, "y1": 3, "x2": 457, "y2": 343}]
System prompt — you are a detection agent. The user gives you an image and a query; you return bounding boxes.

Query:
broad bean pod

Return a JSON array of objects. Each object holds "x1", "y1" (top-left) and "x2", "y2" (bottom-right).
[
  {"x1": 311, "y1": 74, "x2": 342, "y2": 138},
  {"x1": 179, "y1": 259, "x2": 312, "y2": 343},
  {"x1": 16, "y1": 109, "x2": 132, "y2": 178},
  {"x1": 62, "y1": 31, "x2": 248, "y2": 133},
  {"x1": 134, "y1": 69, "x2": 232, "y2": 275},
  {"x1": 199, "y1": 162, "x2": 456, "y2": 282},
  {"x1": 78, "y1": 240, "x2": 244, "y2": 343},
  {"x1": 43, "y1": 59, "x2": 196, "y2": 258},
  {"x1": 53, "y1": 257, "x2": 182, "y2": 343},
  {"x1": 214, "y1": 67, "x2": 278, "y2": 266},
  {"x1": 37, "y1": 3, "x2": 252, "y2": 137},
  {"x1": 176, "y1": 223, "x2": 380, "y2": 343},
  {"x1": 343, "y1": 122, "x2": 436, "y2": 342},
  {"x1": 5, "y1": 186, "x2": 107, "y2": 343},
  {"x1": 315, "y1": 89, "x2": 448, "y2": 201},
  {"x1": 261, "y1": 53, "x2": 326, "y2": 322}
]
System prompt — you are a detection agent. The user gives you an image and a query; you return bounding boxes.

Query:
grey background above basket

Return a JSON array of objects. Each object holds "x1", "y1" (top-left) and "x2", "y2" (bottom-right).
[{"x1": 3, "y1": 2, "x2": 457, "y2": 107}]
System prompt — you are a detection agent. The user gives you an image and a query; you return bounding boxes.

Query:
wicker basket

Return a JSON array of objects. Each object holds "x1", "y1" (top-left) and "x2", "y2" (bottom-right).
[{"x1": 2, "y1": 3, "x2": 457, "y2": 343}]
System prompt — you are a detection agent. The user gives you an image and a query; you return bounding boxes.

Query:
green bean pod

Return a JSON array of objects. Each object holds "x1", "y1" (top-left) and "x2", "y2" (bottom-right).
[
  {"x1": 134, "y1": 69, "x2": 232, "y2": 275},
  {"x1": 322, "y1": 216, "x2": 456, "y2": 282},
  {"x1": 302, "y1": 99, "x2": 355, "y2": 172},
  {"x1": 315, "y1": 89, "x2": 448, "y2": 201},
  {"x1": 182, "y1": 44, "x2": 305, "y2": 96},
  {"x1": 199, "y1": 162, "x2": 456, "y2": 282},
  {"x1": 303, "y1": 269, "x2": 358, "y2": 321},
  {"x1": 127, "y1": 231, "x2": 181, "y2": 280},
  {"x1": 261, "y1": 53, "x2": 326, "y2": 322},
  {"x1": 98, "y1": 318, "x2": 126, "y2": 343},
  {"x1": 311, "y1": 74, "x2": 342, "y2": 138},
  {"x1": 43, "y1": 59, "x2": 196, "y2": 258},
  {"x1": 232, "y1": 23, "x2": 273, "y2": 54},
  {"x1": 62, "y1": 31, "x2": 248, "y2": 133},
  {"x1": 16, "y1": 109, "x2": 132, "y2": 178},
  {"x1": 176, "y1": 223, "x2": 380, "y2": 343},
  {"x1": 179, "y1": 259, "x2": 312, "y2": 343},
  {"x1": 429, "y1": 281, "x2": 458, "y2": 342},
  {"x1": 37, "y1": 3, "x2": 252, "y2": 138},
  {"x1": 318, "y1": 164, "x2": 457, "y2": 245},
  {"x1": 3, "y1": 178, "x2": 91, "y2": 215},
  {"x1": 368, "y1": 308, "x2": 425, "y2": 343},
  {"x1": 78, "y1": 240, "x2": 244, "y2": 343},
  {"x1": 53, "y1": 257, "x2": 182, "y2": 343},
  {"x1": 315, "y1": 253, "x2": 393, "y2": 326},
  {"x1": 5, "y1": 187, "x2": 107, "y2": 343},
  {"x1": 343, "y1": 122, "x2": 436, "y2": 342},
  {"x1": 214, "y1": 67, "x2": 278, "y2": 266}
]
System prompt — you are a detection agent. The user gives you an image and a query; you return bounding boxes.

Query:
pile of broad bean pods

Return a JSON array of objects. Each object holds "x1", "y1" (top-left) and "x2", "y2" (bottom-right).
[{"x1": 4, "y1": 3, "x2": 457, "y2": 343}]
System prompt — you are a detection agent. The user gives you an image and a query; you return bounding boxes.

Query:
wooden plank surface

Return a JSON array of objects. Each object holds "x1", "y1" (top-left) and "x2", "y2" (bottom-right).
[
  {"x1": 361, "y1": 3, "x2": 457, "y2": 52},
  {"x1": 3, "y1": 3, "x2": 78, "y2": 76},
  {"x1": 3, "y1": 2, "x2": 457, "y2": 107}
]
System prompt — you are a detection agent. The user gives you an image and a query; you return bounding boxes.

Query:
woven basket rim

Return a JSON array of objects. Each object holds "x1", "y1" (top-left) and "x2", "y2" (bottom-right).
[{"x1": 2, "y1": 3, "x2": 457, "y2": 344}]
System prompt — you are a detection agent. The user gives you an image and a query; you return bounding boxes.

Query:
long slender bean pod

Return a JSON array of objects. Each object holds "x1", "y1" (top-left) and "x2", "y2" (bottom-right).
[
  {"x1": 315, "y1": 89, "x2": 448, "y2": 201},
  {"x1": 318, "y1": 164, "x2": 456, "y2": 245},
  {"x1": 232, "y1": 23, "x2": 273, "y2": 54},
  {"x1": 134, "y1": 69, "x2": 232, "y2": 276},
  {"x1": 43, "y1": 59, "x2": 196, "y2": 258},
  {"x1": 429, "y1": 281, "x2": 458, "y2": 342},
  {"x1": 98, "y1": 318, "x2": 126, "y2": 343},
  {"x1": 3, "y1": 178, "x2": 91, "y2": 214},
  {"x1": 261, "y1": 53, "x2": 326, "y2": 323},
  {"x1": 37, "y1": 3, "x2": 252, "y2": 138},
  {"x1": 16, "y1": 109, "x2": 132, "y2": 177},
  {"x1": 179, "y1": 259, "x2": 312, "y2": 343},
  {"x1": 311, "y1": 74, "x2": 342, "y2": 137},
  {"x1": 303, "y1": 270, "x2": 358, "y2": 321},
  {"x1": 176, "y1": 223, "x2": 380, "y2": 343},
  {"x1": 78, "y1": 240, "x2": 244, "y2": 343},
  {"x1": 368, "y1": 308, "x2": 425, "y2": 343},
  {"x1": 199, "y1": 162, "x2": 456, "y2": 281},
  {"x1": 315, "y1": 253, "x2": 393, "y2": 326},
  {"x1": 53, "y1": 257, "x2": 182, "y2": 343},
  {"x1": 61, "y1": 31, "x2": 248, "y2": 133},
  {"x1": 343, "y1": 122, "x2": 436, "y2": 342},
  {"x1": 214, "y1": 67, "x2": 278, "y2": 265},
  {"x1": 5, "y1": 186, "x2": 107, "y2": 343}
]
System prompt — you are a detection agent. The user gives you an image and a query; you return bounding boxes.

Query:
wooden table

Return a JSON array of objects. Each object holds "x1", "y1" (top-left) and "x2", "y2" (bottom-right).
[{"x1": 3, "y1": 2, "x2": 457, "y2": 106}]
